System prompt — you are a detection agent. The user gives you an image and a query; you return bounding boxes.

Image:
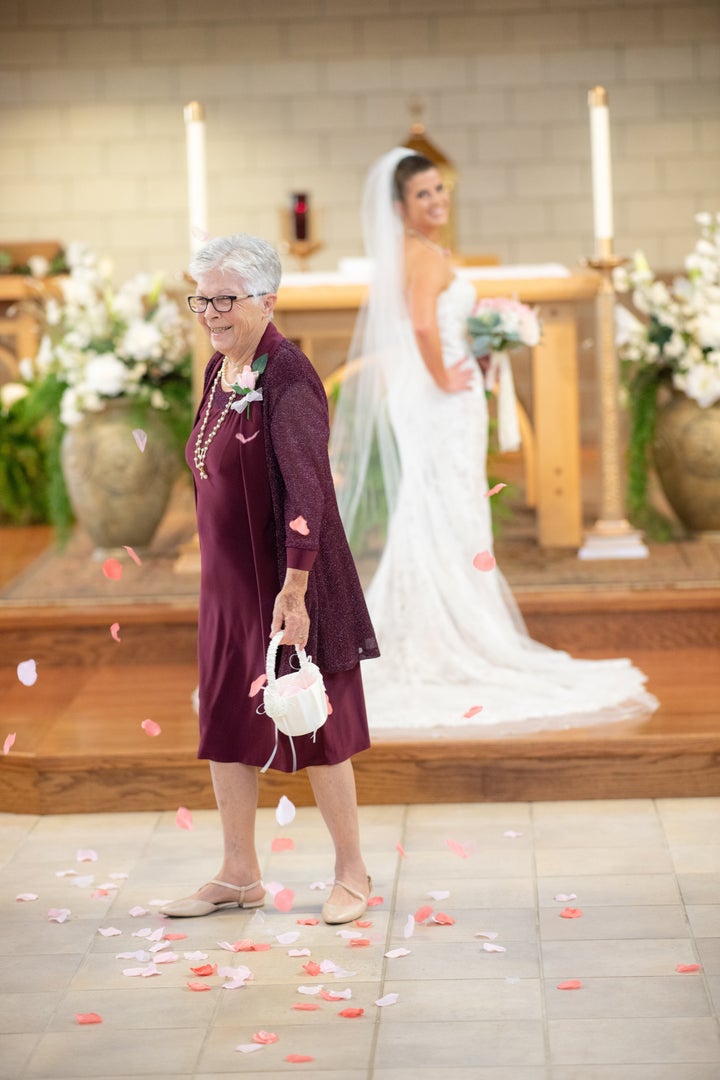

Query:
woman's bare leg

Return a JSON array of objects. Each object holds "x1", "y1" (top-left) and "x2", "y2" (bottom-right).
[
  {"x1": 192, "y1": 761, "x2": 264, "y2": 905},
  {"x1": 306, "y1": 759, "x2": 369, "y2": 906}
]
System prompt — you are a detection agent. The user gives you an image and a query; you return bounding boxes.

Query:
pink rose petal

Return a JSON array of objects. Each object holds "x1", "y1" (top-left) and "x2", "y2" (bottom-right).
[
  {"x1": 132, "y1": 428, "x2": 147, "y2": 452},
  {"x1": 297, "y1": 918, "x2": 319, "y2": 926},
  {"x1": 320, "y1": 989, "x2": 351, "y2": 1001},
  {"x1": 286, "y1": 1055, "x2": 314, "y2": 1063},
  {"x1": 463, "y1": 706, "x2": 483, "y2": 718},
  {"x1": 367, "y1": 895, "x2": 383, "y2": 907},
  {"x1": 338, "y1": 1007, "x2": 364, "y2": 1018},
  {"x1": 445, "y1": 838, "x2": 469, "y2": 859},
  {"x1": 271, "y1": 837, "x2": 294, "y2": 852},
  {"x1": 292, "y1": 1002, "x2": 319, "y2": 1011},
  {"x1": 473, "y1": 550, "x2": 496, "y2": 572},
  {"x1": 76, "y1": 849, "x2": 98, "y2": 862},
  {"x1": 110, "y1": 622, "x2": 121, "y2": 642},
  {"x1": 431, "y1": 912, "x2": 455, "y2": 925},
  {"x1": 557, "y1": 979, "x2": 582, "y2": 990},
  {"x1": 236, "y1": 430, "x2": 259, "y2": 444},
  {"x1": 485, "y1": 482, "x2": 507, "y2": 497},
  {"x1": 396, "y1": 842, "x2": 407, "y2": 858},
  {"x1": 676, "y1": 963, "x2": 702, "y2": 973},
  {"x1": 17, "y1": 659, "x2": 38, "y2": 686},
  {"x1": 414, "y1": 905, "x2": 433, "y2": 924},
  {"x1": 186, "y1": 980, "x2": 211, "y2": 991},
  {"x1": 123, "y1": 546, "x2": 142, "y2": 566},
  {"x1": 16, "y1": 893, "x2": 38, "y2": 902},
  {"x1": 274, "y1": 888, "x2": 295, "y2": 913},
  {"x1": 253, "y1": 1031, "x2": 278, "y2": 1045},
  {"x1": 102, "y1": 558, "x2": 123, "y2": 580},
  {"x1": 3, "y1": 733, "x2": 16, "y2": 754},
  {"x1": 289, "y1": 515, "x2": 310, "y2": 536},
  {"x1": 175, "y1": 806, "x2": 193, "y2": 831},
  {"x1": 303, "y1": 961, "x2": 321, "y2": 976},
  {"x1": 249, "y1": 673, "x2": 267, "y2": 697},
  {"x1": 47, "y1": 908, "x2": 71, "y2": 923},
  {"x1": 141, "y1": 719, "x2": 162, "y2": 737},
  {"x1": 559, "y1": 908, "x2": 583, "y2": 919},
  {"x1": 325, "y1": 693, "x2": 333, "y2": 715},
  {"x1": 75, "y1": 1012, "x2": 102, "y2": 1024}
]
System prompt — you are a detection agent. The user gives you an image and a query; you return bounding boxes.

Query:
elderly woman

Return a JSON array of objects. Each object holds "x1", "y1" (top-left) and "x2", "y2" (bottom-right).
[{"x1": 161, "y1": 234, "x2": 378, "y2": 925}]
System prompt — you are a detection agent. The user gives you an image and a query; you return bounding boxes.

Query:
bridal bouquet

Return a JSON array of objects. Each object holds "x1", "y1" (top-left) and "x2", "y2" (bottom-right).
[{"x1": 467, "y1": 297, "x2": 541, "y2": 357}]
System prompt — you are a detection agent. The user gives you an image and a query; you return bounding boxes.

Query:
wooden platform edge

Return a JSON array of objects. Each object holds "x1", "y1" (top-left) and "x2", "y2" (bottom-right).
[{"x1": 3, "y1": 734, "x2": 720, "y2": 814}]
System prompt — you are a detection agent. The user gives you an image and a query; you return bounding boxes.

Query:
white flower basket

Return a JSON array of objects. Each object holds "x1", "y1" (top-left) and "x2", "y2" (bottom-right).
[{"x1": 260, "y1": 631, "x2": 328, "y2": 772}]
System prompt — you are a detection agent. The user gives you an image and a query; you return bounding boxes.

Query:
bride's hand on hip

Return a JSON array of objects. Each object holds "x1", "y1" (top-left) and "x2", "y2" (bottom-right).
[{"x1": 440, "y1": 357, "x2": 475, "y2": 394}]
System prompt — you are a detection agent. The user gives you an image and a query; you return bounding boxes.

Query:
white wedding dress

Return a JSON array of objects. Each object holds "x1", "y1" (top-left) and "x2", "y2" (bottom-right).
[
  {"x1": 331, "y1": 146, "x2": 657, "y2": 734},
  {"x1": 360, "y1": 275, "x2": 657, "y2": 732}
]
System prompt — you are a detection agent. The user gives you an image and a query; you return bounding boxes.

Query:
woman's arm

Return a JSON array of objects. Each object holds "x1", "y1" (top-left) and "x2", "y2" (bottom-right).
[
  {"x1": 405, "y1": 246, "x2": 474, "y2": 394},
  {"x1": 271, "y1": 567, "x2": 310, "y2": 648}
]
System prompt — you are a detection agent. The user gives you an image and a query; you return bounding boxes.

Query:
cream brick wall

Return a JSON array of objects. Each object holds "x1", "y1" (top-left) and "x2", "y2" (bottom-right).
[{"x1": 1, "y1": 0, "x2": 719, "y2": 441}]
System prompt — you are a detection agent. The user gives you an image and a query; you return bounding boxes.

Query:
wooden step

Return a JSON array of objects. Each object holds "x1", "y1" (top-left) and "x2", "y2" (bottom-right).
[{"x1": 2, "y1": 587, "x2": 718, "y2": 667}]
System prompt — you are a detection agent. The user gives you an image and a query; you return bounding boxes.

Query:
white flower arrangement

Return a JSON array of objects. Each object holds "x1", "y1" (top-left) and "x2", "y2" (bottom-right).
[
  {"x1": 614, "y1": 211, "x2": 720, "y2": 409},
  {"x1": 612, "y1": 211, "x2": 720, "y2": 537},
  {"x1": 34, "y1": 243, "x2": 192, "y2": 427}
]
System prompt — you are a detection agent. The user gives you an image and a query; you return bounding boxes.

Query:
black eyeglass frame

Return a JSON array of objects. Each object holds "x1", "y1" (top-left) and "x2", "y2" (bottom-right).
[{"x1": 186, "y1": 293, "x2": 267, "y2": 314}]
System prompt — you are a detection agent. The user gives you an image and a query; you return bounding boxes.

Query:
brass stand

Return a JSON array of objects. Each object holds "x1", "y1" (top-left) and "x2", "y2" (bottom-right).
[
  {"x1": 285, "y1": 239, "x2": 324, "y2": 272},
  {"x1": 578, "y1": 241, "x2": 649, "y2": 560}
]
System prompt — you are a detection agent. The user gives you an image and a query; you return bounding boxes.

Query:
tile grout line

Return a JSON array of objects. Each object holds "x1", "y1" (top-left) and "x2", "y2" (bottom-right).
[
  {"x1": 530, "y1": 800, "x2": 553, "y2": 1077},
  {"x1": 654, "y1": 797, "x2": 720, "y2": 1038},
  {"x1": 365, "y1": 801, "x2": 409, "y2": 1079}
]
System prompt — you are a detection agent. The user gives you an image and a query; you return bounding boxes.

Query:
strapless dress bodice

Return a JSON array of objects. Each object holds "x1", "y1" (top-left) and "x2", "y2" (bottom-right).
[{"x1": 436, "y1": 276, "x2": 476, "y2": 367}]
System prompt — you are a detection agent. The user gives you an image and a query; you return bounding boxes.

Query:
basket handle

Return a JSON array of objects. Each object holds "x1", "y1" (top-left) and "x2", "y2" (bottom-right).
[{"x1": 265, "y1": 631, "x2": 310, "y2": 689}]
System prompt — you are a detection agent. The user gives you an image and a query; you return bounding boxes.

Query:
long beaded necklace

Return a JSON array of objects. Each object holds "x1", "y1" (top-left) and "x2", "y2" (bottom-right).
[{"x1": 192, "y1": 358, "x2": 236, "y2": 480}]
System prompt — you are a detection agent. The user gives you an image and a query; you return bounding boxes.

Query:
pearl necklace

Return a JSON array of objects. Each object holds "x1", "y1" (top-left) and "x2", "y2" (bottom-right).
[{"x1": 193, "y1": 358, "x2": 236, "y2": 480}]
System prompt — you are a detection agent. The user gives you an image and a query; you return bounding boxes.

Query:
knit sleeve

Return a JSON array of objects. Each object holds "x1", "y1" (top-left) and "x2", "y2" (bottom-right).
[{"x1": 268, "y1": 365, "x2": 332, "y2": 568}]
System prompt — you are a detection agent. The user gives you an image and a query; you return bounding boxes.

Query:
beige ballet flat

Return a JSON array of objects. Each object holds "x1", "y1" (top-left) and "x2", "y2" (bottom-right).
[
  {"x1": 322, "y1": 876, "x2": 372, "y2": 925},
  {"x1": 160, "y1": 878, "x2": 265, "y2": 918}
]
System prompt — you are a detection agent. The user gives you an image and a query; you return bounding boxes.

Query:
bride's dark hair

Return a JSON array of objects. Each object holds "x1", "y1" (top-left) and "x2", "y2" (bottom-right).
[{"x1": 393, "y1": 153, "x2": 436, "y2": 201}]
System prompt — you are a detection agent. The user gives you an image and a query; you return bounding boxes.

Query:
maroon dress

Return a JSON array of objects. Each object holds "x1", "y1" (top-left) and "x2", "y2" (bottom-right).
[{"x1": 186, "y1": 323, "x2": 377, "y2": 772}]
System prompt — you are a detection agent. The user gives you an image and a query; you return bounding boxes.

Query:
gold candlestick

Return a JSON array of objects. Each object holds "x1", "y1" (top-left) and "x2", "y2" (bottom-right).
[{"x1": 578, "y1": 243, "x2": 649, "y2": 560}]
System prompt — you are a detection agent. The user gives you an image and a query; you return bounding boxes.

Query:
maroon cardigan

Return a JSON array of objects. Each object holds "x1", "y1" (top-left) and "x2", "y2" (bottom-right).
[{"x1": 200, "y1": 322, "x2": 379, "y2": 674}]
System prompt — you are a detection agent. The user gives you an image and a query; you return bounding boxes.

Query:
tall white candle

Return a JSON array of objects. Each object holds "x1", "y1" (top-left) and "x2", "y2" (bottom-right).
[
  {"x1": 588, "y1": 86, "x2": 614, "y2": 245},
  {"x1": 184, "y1": 101, "x2": 208, "y2": 255}
]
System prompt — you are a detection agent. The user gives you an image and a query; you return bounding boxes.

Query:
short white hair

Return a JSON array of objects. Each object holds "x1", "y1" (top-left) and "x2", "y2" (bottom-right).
[{"x1": 189, "y1": 233, "x2": 281, "y2": 297}]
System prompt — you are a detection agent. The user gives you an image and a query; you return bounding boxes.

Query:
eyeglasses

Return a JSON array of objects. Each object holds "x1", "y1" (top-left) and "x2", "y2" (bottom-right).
[{"x1": 186, "y1": 294, "x2": 265, "y2": 314}]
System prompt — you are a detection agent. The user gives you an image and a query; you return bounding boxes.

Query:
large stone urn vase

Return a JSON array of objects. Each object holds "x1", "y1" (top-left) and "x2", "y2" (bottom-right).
[
  {"x1": 652, "y1": 391, "x2": 720, "y2": 533},
  {"x1": 61, "y1": 399, "x2": 180, "y2": 549}
]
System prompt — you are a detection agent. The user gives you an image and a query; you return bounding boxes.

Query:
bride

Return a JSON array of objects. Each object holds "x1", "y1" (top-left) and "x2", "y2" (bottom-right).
[{"x1": 330, "y1": 146, "x2": 657, "y2": 733}]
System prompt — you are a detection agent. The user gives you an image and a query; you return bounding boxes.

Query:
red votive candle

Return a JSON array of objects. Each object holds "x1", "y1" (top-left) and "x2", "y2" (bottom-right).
[{"x1": 291, "y1": 192, "x2": 309, "y2": 241}]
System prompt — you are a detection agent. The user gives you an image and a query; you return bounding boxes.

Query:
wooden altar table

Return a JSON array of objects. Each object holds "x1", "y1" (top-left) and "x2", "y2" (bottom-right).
[{"x1": 275, "y1": 267, "x2": 601, "y2": 548}]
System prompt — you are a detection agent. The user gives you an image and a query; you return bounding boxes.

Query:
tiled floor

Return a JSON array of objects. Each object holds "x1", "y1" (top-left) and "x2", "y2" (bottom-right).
[{"x1": 2, "y1": 798, "x2": 720, "y2": 1080}]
